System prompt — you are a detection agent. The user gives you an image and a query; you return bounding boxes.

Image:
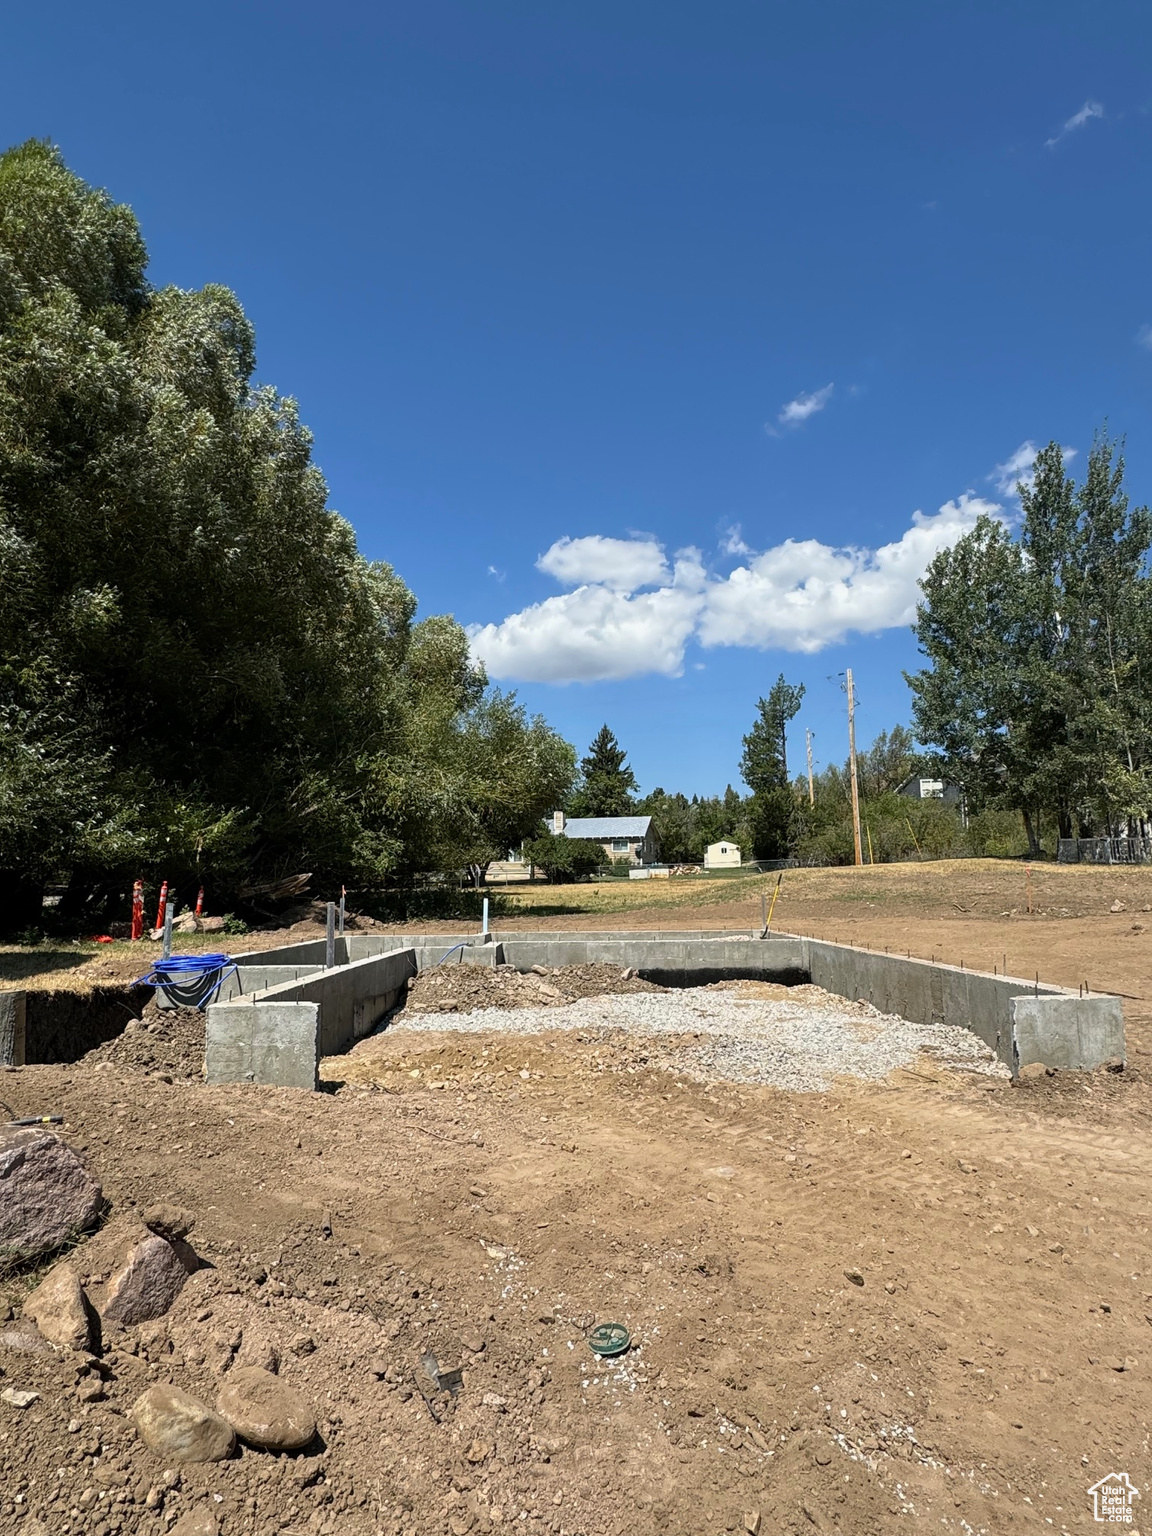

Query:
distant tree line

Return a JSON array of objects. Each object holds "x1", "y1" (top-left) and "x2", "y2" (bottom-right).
[{"x1": 0, "y1": 142, "x2": 574, "y2": 931}]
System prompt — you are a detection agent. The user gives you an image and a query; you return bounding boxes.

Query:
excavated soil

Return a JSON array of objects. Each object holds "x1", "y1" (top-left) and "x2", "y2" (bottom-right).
[
  {"x1": 80, "y1": 1000, "x2": 208, "y2": 1082},
  {"x1": 404, "y1": 963, "x2": 666, "y2": 1015},
  {"x1": 0, "y1": 933, "x2": 1150, "y2": 1534}
]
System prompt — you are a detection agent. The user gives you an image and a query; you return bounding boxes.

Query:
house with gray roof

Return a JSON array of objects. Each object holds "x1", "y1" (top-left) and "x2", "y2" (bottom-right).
[{"x1": 549, "y1": 810, "x2": 660, "y2": 866}]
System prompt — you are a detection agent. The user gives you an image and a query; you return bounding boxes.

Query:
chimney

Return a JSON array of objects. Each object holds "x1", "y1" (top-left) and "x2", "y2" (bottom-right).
[{"x1": 552, "y1": 810, "x2": 565, "y2": 834}]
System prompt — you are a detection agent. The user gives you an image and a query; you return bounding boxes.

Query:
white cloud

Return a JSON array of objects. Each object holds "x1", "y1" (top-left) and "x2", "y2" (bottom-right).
[
  {"x1": 1046, "y1": 100, "x2": 1103, "y2": 148},
  {"x1": 1136, "y1": 323, "x2": 1152, "y2": 351},
  {"x1": 721, "y1": 524, "x2": 752, "y2": 556},
  {"x1": 469, "y1": 499, "x2": 995, "y2": 683},
  {"x1": 991, "y1": 441, "x2": 1040, "y2": 497},
  {"x1": 698, "y1": 497, "x2": 994, "y2": 654},
  {"x1": 467, "y1": 575, "x2": 704, "y2": 684},
  {"x1": 775, "y1": 383, "x2": 834, "y2": 429},
  {"x1": 535, "y1": 534, "x2": 668, "y2": 592},
  {"x1": 990, "y1": 440, "x2": 1078, "y2": 498}
]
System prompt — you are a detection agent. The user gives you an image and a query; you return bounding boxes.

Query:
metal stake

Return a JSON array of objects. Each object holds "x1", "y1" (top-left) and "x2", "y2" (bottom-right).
[
  {"x1": 325, "y1": 902, "x2": 336, "y2": 969},
  {"x1": 162, "y1": 903, "x2": 173, "y2": 961}
]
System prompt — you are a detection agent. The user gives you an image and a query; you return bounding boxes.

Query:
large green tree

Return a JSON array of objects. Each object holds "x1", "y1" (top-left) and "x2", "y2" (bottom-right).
[
  {"x1": 0, "y1": 141, "x2": 574, "y2": 927},
  {"x1": 907, "y1": 434, "x2": 1152, "y2": 852},
  {"x1": 568, "y1": 725, "x2": 638, "y2": 817}
]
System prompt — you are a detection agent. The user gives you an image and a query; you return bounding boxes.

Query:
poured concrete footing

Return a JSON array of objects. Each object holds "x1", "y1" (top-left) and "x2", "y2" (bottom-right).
[{"x1": 204, "y1": 928, "x2": 1124, "y2": 1089}]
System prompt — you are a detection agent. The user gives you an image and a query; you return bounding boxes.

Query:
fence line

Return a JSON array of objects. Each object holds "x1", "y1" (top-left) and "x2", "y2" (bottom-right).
[{"x1": 1057, "y1": 836, "x2": 1152, "y2": 865}]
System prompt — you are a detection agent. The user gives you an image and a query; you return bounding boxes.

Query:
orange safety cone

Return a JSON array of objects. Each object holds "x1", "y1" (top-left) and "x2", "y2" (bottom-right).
[
  {"x1": 154, "y1": 880, "x2": 168, "y2": 935},
  {"x1": 195, "y1": 886, "x2": 204, "y2": 917},
  {"x1": 131, "y1": 879, "x2": 145, "y2": 942}
]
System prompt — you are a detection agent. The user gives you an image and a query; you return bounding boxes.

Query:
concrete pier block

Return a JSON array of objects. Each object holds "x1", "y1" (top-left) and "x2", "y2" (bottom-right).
[
  {"x1": 205, "y1": 1002, "x2": 319, "y2": 1090},
  {"x1": 1011, "y1": 994, "x2": 1124, "y2": 1073}
]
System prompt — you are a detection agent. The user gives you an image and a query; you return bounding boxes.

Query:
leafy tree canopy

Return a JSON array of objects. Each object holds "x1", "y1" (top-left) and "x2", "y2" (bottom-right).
[
  {"x1": 907, "y1": 433, "x2": 1152, "y2": 852},
  {"x1": 0, "y1": 141, "x2": 574, "y2": 927}
]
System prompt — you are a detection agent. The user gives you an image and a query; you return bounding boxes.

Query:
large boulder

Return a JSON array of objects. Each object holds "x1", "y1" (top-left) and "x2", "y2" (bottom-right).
[
  {"x1": 0, "y1": 1129, "x2": 103, "y2": 1264},
  {"x1": 216, "y1": 1366, "x2": 316, "y2": 1451},
  {"x1": 23, "y1": 1262, "x2": 93, "y2": 1351},
  {"x1": 132, "y1": 1384, "x2": 235, "y2": 1463}
]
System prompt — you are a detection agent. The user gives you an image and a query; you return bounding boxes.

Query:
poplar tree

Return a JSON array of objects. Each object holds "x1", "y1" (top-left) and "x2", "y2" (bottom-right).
[{"x1": 907, "y1": 434, "x2": 1152, "y2": 851}]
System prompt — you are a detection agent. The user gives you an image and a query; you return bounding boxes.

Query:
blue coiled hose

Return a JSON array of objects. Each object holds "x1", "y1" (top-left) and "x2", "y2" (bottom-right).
[{"x1": 135, "y1": 952, "x2": 237, "y2": 1010}]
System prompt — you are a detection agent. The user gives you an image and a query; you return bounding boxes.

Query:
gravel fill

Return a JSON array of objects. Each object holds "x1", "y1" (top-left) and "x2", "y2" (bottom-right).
[{"x1": 387, "y1": 982, "x2": 1007, "y2": 1091}]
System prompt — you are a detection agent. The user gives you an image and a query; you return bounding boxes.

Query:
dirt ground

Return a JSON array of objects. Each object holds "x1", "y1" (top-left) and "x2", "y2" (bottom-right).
[{"x1": 1, "y1": 862, "x2": 1151, "y2": 1535}]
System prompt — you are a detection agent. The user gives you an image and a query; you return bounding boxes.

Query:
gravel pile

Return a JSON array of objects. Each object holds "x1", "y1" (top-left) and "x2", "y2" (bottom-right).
[{"x1": 388, "y1": 983, "x2": 1006, "y2": 1091}]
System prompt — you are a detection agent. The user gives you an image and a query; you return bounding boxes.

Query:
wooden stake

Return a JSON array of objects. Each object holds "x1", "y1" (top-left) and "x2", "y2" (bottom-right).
[
  {"x1": 847, "y1": 667, "x2": 863, "y2": 867},
  {"x1": 806, "y1": 728, "x2": 815, "y2": 807}
]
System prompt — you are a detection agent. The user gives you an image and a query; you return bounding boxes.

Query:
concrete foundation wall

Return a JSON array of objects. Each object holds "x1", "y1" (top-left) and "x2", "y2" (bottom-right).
[
  {"x1": 798, "y1": 937, "x2": 1122, "y2": 1072},
  {"x1": 208, "y1": 948, "x2": 417, "y2": 1064},
  {"x1": 232, "y1": 938, "x2": 345, "y2": 968},
  {"x1": 497, "y1": 934, "x2": 807, "y2": 986},
  {"x1": 200, "y1": 927, "x2": 1123, "y2": 1087}
]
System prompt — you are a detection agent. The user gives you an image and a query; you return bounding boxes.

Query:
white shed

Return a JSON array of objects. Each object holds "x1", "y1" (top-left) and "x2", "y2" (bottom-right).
[{"x1": 704, "y1": 840, "x2": 741, "y2": 868}]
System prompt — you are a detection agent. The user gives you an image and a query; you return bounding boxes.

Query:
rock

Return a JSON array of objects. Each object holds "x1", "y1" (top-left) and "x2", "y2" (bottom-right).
[
  {"x1": 1, "y1": 1387, "x2": 39, "y2": 1408},
  {"x1": 459, "y1": 1326, "x2": 486, "y2": 1353},
  {"x1": 744, "y1": 1512, "x2": 762, "y2": 1535},
  {"x1": 466, "y1": 1438, "x2": 492, "y2": 1463},
  {"x1": 77, "y1": 1377, "x2": 105, "y2": 1403},
  {"x1": 1111, "y1": 900, "x2": 1126, "y2": 913},
  {"x1": 234, "y1": 1333, "x2": 279, "y2": 1374},
  {"x1": 0, "y1": 1128, "x2": 103, "y2": 1264},
  {"x1": 132, "y1": 1383, "x2": 235, "y2": 1463},
  {"x1": 216, "y1": 1365, "x2": 316, "y2": 1451},
  {"x1": 289, "y1": 1333, "x2": 315, "y2": 1356},
  {"x1": 142, "y1": 1203, "x2": 196, "y2": 1242},
  {"x1": 0, "y1": 1323, "x2": 50, "y2": 1354},
  {"x1": 23, "y1": 1262, "x2": 93, "y2": 1351},
  {"x1": 1017, "y1": 1061, "x2": 1048, "y2": 1082},
  {"x1": 169, "y1": 1512, "x2": 221, "y2": 1536},
  {"x1": 844, "y1": 1269, "x2": 865, "y2": 1287},
  {"x1": 102, "y1": 1235, "x2": 193, "y2": 1326}
]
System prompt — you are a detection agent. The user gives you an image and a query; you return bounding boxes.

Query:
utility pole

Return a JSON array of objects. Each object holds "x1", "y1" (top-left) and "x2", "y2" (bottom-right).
[
  {"x1": 846, "y1": 667, "x2": 863, "y2": 867},
  {"x1": 805, "y1": 729, "x2": 815, "y2": 807}
]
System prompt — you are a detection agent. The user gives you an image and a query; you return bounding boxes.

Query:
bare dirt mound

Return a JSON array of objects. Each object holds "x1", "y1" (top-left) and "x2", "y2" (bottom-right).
[
  {"x1": 81, "y1": 999, "x2": 205, "y2": 1080},
  {"x1": 403, "y1": 962, "x2": 665, "y2": 1015}
]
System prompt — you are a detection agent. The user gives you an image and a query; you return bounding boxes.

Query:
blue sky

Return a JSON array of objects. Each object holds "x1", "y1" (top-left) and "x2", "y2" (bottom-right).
[{"x1": 5, "y1": 2, "x2": 1151, "y2": 795}]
